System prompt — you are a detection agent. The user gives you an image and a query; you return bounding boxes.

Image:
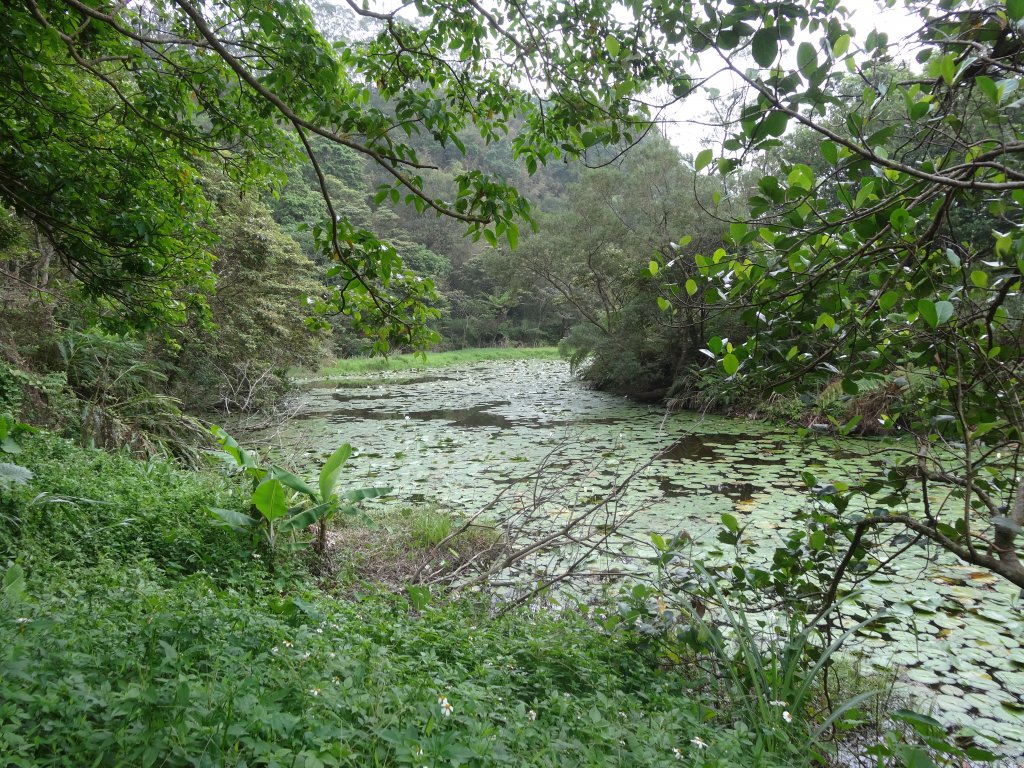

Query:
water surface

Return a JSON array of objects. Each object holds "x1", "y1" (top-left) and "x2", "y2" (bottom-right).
[{"x1": 250, "y1": 359, "x2": 1023, "y2": 753}]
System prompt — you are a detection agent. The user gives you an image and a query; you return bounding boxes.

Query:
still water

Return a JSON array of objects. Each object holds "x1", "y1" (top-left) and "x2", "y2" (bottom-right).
[{"x1": 248, "y1": 359, "x2": 1023, "y2": 755}]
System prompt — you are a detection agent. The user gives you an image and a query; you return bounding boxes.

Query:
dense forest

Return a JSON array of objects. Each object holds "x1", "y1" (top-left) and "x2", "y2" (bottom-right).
[{"x1": 2, "y1": 0, "x2": 1023, "y2": 765}]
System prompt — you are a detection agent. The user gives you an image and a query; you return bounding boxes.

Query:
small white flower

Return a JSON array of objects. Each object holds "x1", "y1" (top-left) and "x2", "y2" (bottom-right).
[
  {"x1": 691, "y1": 737, "x2": 708, "y2": 749},
  {"x1": 300, "y1": 652, "x2": 311, "y2": 661},
  {"x1": 562, "y1": 692, "x2": 571, "y2": 698},
  {"x1": 769, "y1": 700, "x2": 787, "y2": 707},
  {"x1": 252, "y1": 553, "x2": 262, "y2": 560},
  {"x1": 438, "y1": 696, "x2": 453, "y2": 717},
  {"x1": 271, "y1": 646, "x2": 279, "y2": 655},
  {"x1": 314, "y1": 627, "x2": 323, "y2": 634},
  {"x1": 782, "y1": 710, "x2": 793, "y2": 724},
  {"x1": 309, "y1": 687, "x2": 321, "y2": 697},
  {"x1": 14, "y1": 618, "x2": 30, "y2": 624},
  {"x1": 527, "y1": 709, "x2": 536, "y2": 721},
  {"x1": 332, "y1": 676, "x2": 341, "y2": 685},
  {"x1": 282, "y1": 640, "x2": 293, "y2": 648},
  {"x1": 672, "y1": 747, "x2": 684, "y2": 759},
  {"x1": 618, "y1": 711, "x2": 627, "y2": 720},
  {"x1": 329, "y1": 652, "x2": 336, "y2": 659},
  {"x1": 414, "y1": 746, "x2": 424, "y2": 757}
]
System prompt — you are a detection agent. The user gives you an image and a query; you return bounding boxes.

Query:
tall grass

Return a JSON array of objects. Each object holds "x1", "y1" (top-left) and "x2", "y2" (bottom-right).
[{"x1": 318, "y1": 346, "x2": 561, "y2": 375}]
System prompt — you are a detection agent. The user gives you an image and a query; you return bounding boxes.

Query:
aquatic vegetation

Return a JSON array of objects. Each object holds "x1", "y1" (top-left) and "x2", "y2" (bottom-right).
[{"x1": 251, "y1": 359, "x2": 1024, "y2": 756}]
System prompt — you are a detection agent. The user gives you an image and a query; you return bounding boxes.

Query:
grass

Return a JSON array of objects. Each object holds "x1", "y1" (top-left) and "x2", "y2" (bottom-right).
[
  {"x1": 0, "y1": 431, "x2": 809, "y2": 767},
  {"x1": 324, "y1": 504, "x2": 504, "y2": 589},
  {"x1": 317, "y1": 346, "x2": 561, "y2": 376}
]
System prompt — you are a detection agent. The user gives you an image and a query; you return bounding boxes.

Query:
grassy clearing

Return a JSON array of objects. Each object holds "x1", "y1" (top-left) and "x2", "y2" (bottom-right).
[
  {"x1": 318, "y1": 346, "x2": 561, "y2": 376},
  {"x1": 0, "y1": 432, "x2": 808, "y2": 767}
]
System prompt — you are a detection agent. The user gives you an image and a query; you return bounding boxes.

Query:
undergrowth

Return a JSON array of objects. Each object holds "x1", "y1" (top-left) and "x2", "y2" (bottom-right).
[{"x1": 0, "y1": 432, "x2": 807, "y2": 767}]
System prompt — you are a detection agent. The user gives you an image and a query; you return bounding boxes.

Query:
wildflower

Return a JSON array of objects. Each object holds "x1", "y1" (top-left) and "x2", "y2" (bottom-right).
[
  {"x1": 527, "y1": 709, "x2": 537, "y2": 721},
  {"x1": 270, "y1": 646, "x2": 279, "y2": 655},
  {"x1": 438, "y1": 696, "x2": 453, "y2": 717},
  {"x1": 782, "y1": 710, "x2": 793, "y2": 724},
  {"x1": 414, "y1": 746, "x2": 424, "y2": 757},
  {"x1": 14, "y1": 618, "x2": 30, "y2": 624},
  {"x1": 300, "y1": 652, "x2": 311, "y2": 661},
  {"x1": 618, "y1": 711, "x2": 627, "y2": 720},
  {"x1": 769, "y1": 700, "x2": 787, "y2": 707},
  {"x1": 691, "y1": 737, "x2": 708, "y2": 749},
  {"x1": 314, "y1": 627, "x2": 323, "y2": 634},
  {"x1": 282, "y1": 640, "x2": 293, "y2": 648},
  {"x1": 329, "y1": 652, "x2": 336, "y2": 659},
  {"x1": 309, "y1": 687, "x2": 321, "y2": 697},
  {"x1": 252, "y1": 553, "x2": 261, "y2": 560},
  {"x1": 672, "y1": 747, "x2": 684, "y2": 759},
  {"x1": 332, "y1": 676, "x2": 341, "y2": 685}
]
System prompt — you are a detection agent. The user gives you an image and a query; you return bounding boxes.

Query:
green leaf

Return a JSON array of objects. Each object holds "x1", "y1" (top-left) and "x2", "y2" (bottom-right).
[
  {"x1": 722, "y1": 353, "x2": 739, "y2": 375},
  {"x1": 319, "y1": 444, "x2": 353, "y2": 502},
  {"x1": 278, "y1": 501, "x2": 336, "y2": 532},
  {"x1": 891, "y1": 709, "x2": 943, "y2": 732},
  {"x1": 685, "y1": 279, "x2": 698, "y2": 296},
  {"x1": 751, "y1": 29, "x2": 779, "y2": 67},
  {"x1": 809, "y1": 530, "x2": 827, "y2": 550},
  {"x1": 657, "y1": 296, "x2": 671, "y2": 311},
  {"x1": 797, "y1": 42, "x2": 818, "y2": 78},
  {"x1": 832, "y1": 34, "x2": 850, "y2": 58},
  {"x1": 917, "y1": 299, "x2": 954, "y2": 327},
  {"x1": 648, "y1": 260, "x2": 659, "y2": 276},
  {"x1": 721, "y1": 513, "x2": 739, "y2": 533},
  {"x1": 976, "y1": 75, "x2": 999, "y2": 104},
  {"x1": 820, "y1": 140, "x2": 838, "y2": 164},
  {"x1": 342, "y1": 486, "x2": 392, "y2": 502},
  {"x1": 970, "y1": 270, "x2": 988, "y2": 288},
  {"x1": 407, "y1": 585, "x2": 432, "y2": 610},
  {"x1": 1009, "y1": 0, "x2": 1024, "y2": 21},
  {"x1": 604, "y1": 34, "x2": 620, "y2": 58},
  {"x1": 917, "y1": 298, "x2": 938, "y2": 328},
  {"x1": 252, "y1": 479, "x2": 289, "y2": 522},
  {"x1": 208, "y1": 507, "x2": 259, "y2": 530},
  {"x1": 934, "y1": 300, "x2": 954, "y2": 325},
  {"x1": 506, "y1": 222, "x2": 519, "y2": 250},
  {"x1": 695, "y1": 148, "x2": 713, "y2": 171},
  {"x1": 269, "y1": 466, "x2": 317, "y2": 499},
  {"x1": 815, "y1": 313, "x2": 835, "y2": 331},
  {"x1": 879, "y1": 290, "x2": 900, "y2": 311}
]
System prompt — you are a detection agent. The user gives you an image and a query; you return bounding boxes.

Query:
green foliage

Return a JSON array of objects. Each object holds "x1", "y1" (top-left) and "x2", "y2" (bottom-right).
[
  {"x1": 0, "y1": 432, "x2": 249, "y2": 577},
  {"x1": 515, "y1": 136, "x2": 733, "y2": 394},
  {"x1": 208, "y1": 427, "x2": 390, "y2": 557},
  {"x1": 0, "y1": 431, "x2": 800, "y2": 767},
  {"x1": 170, "y1": 173, "x2": 328, "y2": 412},
  {"x1": 57, "y1": 328, "x2": 206, "y2": 463}
]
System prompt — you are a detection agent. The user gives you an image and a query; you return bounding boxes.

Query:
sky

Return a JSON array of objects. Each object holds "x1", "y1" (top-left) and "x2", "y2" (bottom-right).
[{"x1": 653, "y1": 0, "x2": 924, "y2": 156}]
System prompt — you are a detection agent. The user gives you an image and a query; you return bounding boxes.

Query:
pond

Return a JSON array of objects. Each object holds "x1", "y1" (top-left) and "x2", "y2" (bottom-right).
[{"x1": 249, "y1": 359, "x2": 1024, "y2": 756}]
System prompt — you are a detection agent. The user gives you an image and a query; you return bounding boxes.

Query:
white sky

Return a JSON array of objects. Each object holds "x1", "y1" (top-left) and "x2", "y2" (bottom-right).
[{"x1": 655, "y1": 0, "x2": 923, "y2": 155}]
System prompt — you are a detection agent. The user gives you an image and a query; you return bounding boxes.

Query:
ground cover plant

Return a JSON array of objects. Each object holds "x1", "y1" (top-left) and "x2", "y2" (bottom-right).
[{"x1": 1, "y1": 431, "x2": 811, "y2": 768}]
